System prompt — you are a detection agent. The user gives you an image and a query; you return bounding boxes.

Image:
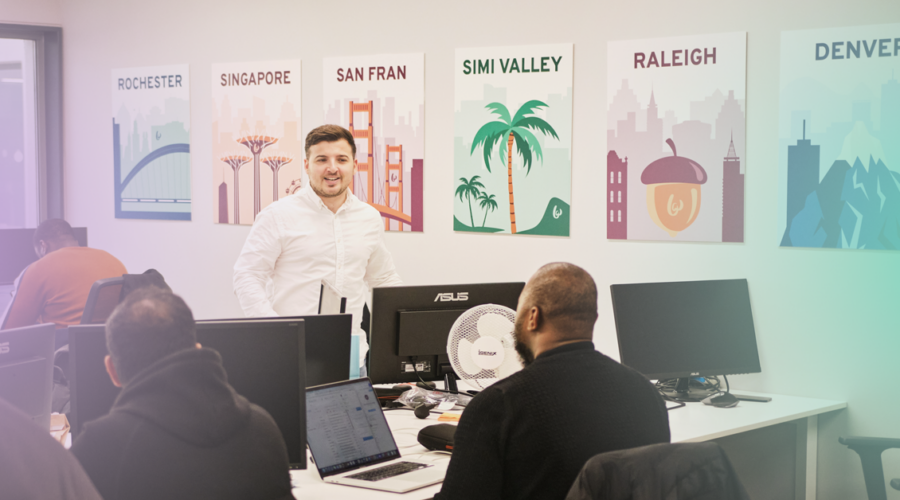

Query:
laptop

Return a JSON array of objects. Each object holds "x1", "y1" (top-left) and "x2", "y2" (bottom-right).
[{"x1": 306, "y1": 378, "x2": 448, "y2": 493}]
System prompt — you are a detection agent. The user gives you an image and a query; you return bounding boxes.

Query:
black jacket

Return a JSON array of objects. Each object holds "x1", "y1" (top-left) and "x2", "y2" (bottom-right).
[
  {"x1": 71, "y1": 347, "x2": 294, "y2": 500},
  {"x1": 0, "y1": 397, "x2": 102, "y2": 500},
  {"x1": 435, "y1": 342, "x2": 670, "y2": 500},
  {"x1": 565, "y1": 442, "x2": 751, "y2": 500}
]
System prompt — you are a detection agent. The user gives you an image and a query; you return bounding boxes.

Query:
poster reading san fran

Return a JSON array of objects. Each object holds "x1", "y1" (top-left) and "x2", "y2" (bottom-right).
[
  {"x1": 454, "y1": 44, "x2": 573, "y2": 236},
  {"x1": 112, "y1": 64, "x2": 191, "y2": 220},
  {"x1": 779, "y1": 24, "x2": 900, "y2": 250},
  {"x1": 607, "y1": 33, "x2": 747, "y2": 243},
  {"x1": 211, "y1": 60, "x2": 302, "y2": 225},
  {"x1": 323, "y1": 53, "x2": 424, "y2": 232}
]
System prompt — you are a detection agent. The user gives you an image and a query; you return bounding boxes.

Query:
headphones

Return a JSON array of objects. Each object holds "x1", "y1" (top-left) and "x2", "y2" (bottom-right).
[{"x1": 414, "y1": 403, "x2": 436, "y2": 419}]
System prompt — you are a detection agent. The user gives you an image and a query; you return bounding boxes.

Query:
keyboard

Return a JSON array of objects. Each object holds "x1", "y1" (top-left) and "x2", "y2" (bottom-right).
[{"x1": 346, "y1": 461, "x2": 430, "y2": 481}]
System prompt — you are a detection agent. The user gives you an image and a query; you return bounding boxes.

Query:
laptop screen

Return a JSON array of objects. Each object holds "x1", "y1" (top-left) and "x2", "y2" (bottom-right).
[{"x1": 306, "y1": 378, "x2": 400, "y2": 477}]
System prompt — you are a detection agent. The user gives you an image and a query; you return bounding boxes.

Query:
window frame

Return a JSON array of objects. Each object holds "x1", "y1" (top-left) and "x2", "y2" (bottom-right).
[{"x1": 0, "y1": 24, "x2": 63, "y2": 222}]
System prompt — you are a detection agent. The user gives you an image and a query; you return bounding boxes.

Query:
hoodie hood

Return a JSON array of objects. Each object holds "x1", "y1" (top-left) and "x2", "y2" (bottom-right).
[{"x1": 110, "y1": 347, "x2": 251, "y2": 447}]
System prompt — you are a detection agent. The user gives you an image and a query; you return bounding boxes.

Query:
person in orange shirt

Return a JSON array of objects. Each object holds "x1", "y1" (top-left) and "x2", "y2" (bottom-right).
[{"x1": 1, "y1": 219, "x2": 127, "y2": 330}]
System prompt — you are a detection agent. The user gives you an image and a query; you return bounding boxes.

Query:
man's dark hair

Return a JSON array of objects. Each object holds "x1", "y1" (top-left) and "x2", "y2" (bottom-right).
[
  {"x1": 304, "y1": 124, "x2": 356, "y2": 158},
  {"x1": 33, "y1": 219, "x2": 76, "y2": 247},
  {"x1": 105, "y1": 287, "x2": 197, "y2": 384},
  {"x1": 526, "y1": 262, "x2": 599, "y2": 337}
]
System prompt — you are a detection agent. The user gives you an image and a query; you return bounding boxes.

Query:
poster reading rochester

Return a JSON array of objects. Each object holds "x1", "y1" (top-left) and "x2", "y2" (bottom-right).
[
  {"x1": 322, "y1": 53, "x2": 424, "y2": 232},
  {"x1": 779, "y1": 24, "x2": 900, "y2": 250},
  {"x1": 212, "y1": 60, "x2": 302, "y2": 225},
  {"x1": 112, "y1": 65, "x2": 191, "y2": 220},
  {"x1": 454, "y1": 44, "x2": 573, "y2": 236},
  {"x1": 607, "y1": 33, "x2": 747, "y2": 243}
]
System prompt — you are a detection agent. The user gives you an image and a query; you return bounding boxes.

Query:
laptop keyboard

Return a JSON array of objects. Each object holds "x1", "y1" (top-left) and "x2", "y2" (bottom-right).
[{"x1": 346, "y1": 461, "x2": 430, "y2": 481}]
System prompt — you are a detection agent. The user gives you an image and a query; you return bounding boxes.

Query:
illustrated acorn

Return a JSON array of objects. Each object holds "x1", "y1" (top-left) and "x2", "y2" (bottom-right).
[{"x1": 641, "y1": 138, "x2": 707, "y2": 237}]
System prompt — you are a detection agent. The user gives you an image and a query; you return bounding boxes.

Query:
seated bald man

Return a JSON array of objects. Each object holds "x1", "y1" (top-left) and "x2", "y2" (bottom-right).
[{"x1": 435, "y1": 263, "x2": 670, "y2": 500}]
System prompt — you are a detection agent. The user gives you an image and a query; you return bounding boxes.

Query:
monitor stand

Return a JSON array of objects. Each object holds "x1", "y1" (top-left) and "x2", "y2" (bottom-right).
[
  {"x1": 659, "y1": 377, "x2": 718, "y2": 402},
  {"x1": 440, "y1": 364, "x2": 459, "y2": 393}
]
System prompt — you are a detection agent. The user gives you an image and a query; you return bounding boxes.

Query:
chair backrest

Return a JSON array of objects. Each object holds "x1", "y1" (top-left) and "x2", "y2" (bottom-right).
[
  {"x1": 565, "y1": 442, "x2": 750, "y2": 500},
  {"x1": 80, "y1": 277, "x2": 124, "y2": 325}
]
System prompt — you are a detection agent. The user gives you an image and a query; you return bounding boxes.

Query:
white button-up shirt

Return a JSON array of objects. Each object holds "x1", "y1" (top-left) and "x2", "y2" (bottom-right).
[{"x1": 233, "y1": 185, "x2": 402, "y2": 365}]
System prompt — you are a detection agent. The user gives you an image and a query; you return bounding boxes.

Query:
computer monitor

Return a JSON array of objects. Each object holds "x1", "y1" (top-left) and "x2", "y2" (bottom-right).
[
  {"x1": 0, "y1": 227, "x2": 87, "y2": 285},
  {"x1": 0, "y1": 323, "x2": 56, "y2": 430},
  {"x1": 368, "y1": 282, "x2": 525, "y2": 386},
  {"x1": 197, "y1": 314, "x2": 352, "y2": 387},
  {"x1": 610, "y1": 279, "x2": 762, "y2": 402},
  {"x1": 68, "y1": 320, "x2": 307, "y2": 469}
]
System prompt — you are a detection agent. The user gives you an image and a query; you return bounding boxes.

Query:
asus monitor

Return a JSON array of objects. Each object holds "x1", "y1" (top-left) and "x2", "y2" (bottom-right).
[
  {"x1": 610, "y1": 279, "x2": 762, "y2": 402},
  {"x1": 368, "y1": 282, "x2": 525, "y2": 386},
  {"x1": 68, "y1": 319, "x2": 307, "y2": 468},
  {"x1": 0, "y1": 323, "x2": 56, "y2": 429}
]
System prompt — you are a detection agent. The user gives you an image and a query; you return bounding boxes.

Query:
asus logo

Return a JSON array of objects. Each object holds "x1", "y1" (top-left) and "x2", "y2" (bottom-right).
[
  {"x1": 691, "y1": 372, "x2": 700, "y2": 376},
  {"x1": 434, "y1": 292, "x2": 468, "y2": 302},
  {"x1": 478, "y1": 350, "x2": 497, "y2": 356},
  {"x1": 0, "y1": 342, "x2": 9, "y2": 355}
]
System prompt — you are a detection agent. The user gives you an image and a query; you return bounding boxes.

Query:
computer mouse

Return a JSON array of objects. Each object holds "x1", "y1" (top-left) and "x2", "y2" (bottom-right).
[{"x1": 702, "y1": 392, "x2": 739, "y2": 408}]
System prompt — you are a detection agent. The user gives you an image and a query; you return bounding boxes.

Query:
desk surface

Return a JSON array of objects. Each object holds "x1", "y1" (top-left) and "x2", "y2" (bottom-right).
[{"x1": 290, "y1": 391, "x2": 846, "y2": 500}]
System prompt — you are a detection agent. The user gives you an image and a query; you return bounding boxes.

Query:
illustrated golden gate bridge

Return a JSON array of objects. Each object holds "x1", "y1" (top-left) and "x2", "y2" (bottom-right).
[{"x1": 348, "y1": 100, "x2": 412, "y2": 231}]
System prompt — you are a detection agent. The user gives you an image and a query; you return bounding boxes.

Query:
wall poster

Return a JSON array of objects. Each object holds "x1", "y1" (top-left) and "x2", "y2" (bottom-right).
[
  {"x1": 607, "y1": 33, "x2": 747, "y2": 242},
  {"x1": 112, "y1": 64, "x2": 191, "y2": 220},
  {"x1": 323, "y1": 53, "x2": 424, "y2": 232},
  {"x1": 453, "y1": 44, "x2": 573, "y2": 236},
  {"x1": 779, "y1": 24, "x2": 900, "y2": 250},
  {"x1": 212, "y1": 60, "x2": 302, "y2": 225}
]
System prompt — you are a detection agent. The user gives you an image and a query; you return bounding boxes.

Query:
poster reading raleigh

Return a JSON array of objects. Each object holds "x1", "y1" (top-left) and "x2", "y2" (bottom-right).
[
  {"x1": 454, "y1": 44, "x2": 573, "y2": 236},
  {"x1": 779, "y1": 24, "x2": 900, "y2": 250},
  {"x1": 607, "y1": 33, "x2": 747, "y2": 243},
  {"x1": 212, "y1": 60, "x2": 302, "y2": 225},
  {"x1": 112, "y1": 64, "x2": 191, "y2": 220},
  {"x1": 323, "y1": 53, "x2": 424, "y2": 232}
]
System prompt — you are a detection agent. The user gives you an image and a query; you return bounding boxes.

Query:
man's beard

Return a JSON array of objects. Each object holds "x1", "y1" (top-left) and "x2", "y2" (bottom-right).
[
  {"x1": 513, "y1": 327, "x2": 535, "y2": 367},
  {"x1": 310, "y1": 181, "x2": 347, "y2": 199}
]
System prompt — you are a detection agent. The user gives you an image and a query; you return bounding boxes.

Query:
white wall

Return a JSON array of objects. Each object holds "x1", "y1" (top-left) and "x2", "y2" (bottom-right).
[
  {"x1": 0, "y1": 0, "x2": 61, "y2": 26},
  {"x1": 57, "y1": 1, "x2": 899, "y2": 498}
]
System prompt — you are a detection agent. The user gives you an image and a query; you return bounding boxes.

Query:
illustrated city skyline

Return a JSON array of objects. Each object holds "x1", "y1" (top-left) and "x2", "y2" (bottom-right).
[
  {"x1": 781, "y1": 74, "x2": 900, "y2": 250},
  {"x1": 325, "y1": 90, "x2": 425, "y2": 231},
  {"x1": 606, "y1": 79, "x2": 745, "y2": 242}
]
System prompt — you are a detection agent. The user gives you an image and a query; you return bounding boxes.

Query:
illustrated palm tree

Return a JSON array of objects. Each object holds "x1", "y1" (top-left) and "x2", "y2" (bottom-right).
[
  {"x1": 477, "y1": 192, "x2": 498, "y2": 228},
  {"x1": 455, "y1": 175, "x2": 485, "y2": 228},
  {"x1": 470, "y1": 101, "x2": 559, "y2": 233}
]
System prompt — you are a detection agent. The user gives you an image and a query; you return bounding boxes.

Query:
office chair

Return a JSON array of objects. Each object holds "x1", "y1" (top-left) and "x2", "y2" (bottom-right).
[
  {"x1": 80, "y1": 277, "x2": 124, "y2": 324},
  {"x1": 840, "y1": 436, "x2": 900, "y2": 500},
  {"x1": 565, "y1": 442, "x2": 750, "y2": 500}
]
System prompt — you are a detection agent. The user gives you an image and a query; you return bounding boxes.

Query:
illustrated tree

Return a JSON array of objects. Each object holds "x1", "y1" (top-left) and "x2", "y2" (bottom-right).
[
  {"x1": 261, "y1": 155, "x2": 293, "y2": 203},
  {"x1": 220, "y1": 155, "x2": 251, "y2": 224},
  {"x1": 455, "y1": 175, "x2": 485, "y2": 228},
  {"x1": 237, "y1": 135, "x2": 279, "y2": 219},
  {"x1": 470, "y1": 101, "x2": 559, "y2": 233},
  {"x1": 477, "y1": 192, "x2": 498, "y2": 228}
]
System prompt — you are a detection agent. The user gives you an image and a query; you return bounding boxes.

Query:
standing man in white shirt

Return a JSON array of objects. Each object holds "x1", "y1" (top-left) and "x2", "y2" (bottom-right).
[{"x1": 233, "y1": 125, "x2": 402, "y2": 372}]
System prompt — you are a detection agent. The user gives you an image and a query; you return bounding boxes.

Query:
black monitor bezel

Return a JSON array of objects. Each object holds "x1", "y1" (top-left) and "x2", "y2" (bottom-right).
[{"x1": 610, "y1": 278, "x2": 762, "y2": 381}]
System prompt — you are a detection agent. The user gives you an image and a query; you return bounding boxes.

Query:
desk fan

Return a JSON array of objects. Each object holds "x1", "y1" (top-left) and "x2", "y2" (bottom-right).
[{"x1": 446, "y1": 304, "x2": 522, "y2": 390}]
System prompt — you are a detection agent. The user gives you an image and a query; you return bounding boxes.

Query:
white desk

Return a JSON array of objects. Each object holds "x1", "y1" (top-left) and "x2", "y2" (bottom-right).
[{"x1": 291, "y1": 392, "x2": 846, "y2": 500}]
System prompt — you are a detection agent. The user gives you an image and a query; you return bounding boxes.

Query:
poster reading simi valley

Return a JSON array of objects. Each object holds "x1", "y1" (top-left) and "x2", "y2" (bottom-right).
[
  {"x1": 112, "y1": 64, "x2": 191, "y2": 220},
  {"x1": 212, "y1": 60, "x2": 302, "y2": 225},
  {"x1": 454, "y1": 44, "x2": 573, "y2": 236},
  {"x1": 779, "y1": 24, "x2": 900, "y2": 250},
  {"x1": 322, "y1": 53, "x2": 424, "y2": 232},
  {"x1": 607, "y1": 33, "x2": 747, "y2": 243}
]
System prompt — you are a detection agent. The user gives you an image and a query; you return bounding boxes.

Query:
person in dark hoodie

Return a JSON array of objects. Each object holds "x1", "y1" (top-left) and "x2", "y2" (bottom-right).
[{"x1": 70, "y1": 287, "x2": 295, "y2": 500}]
